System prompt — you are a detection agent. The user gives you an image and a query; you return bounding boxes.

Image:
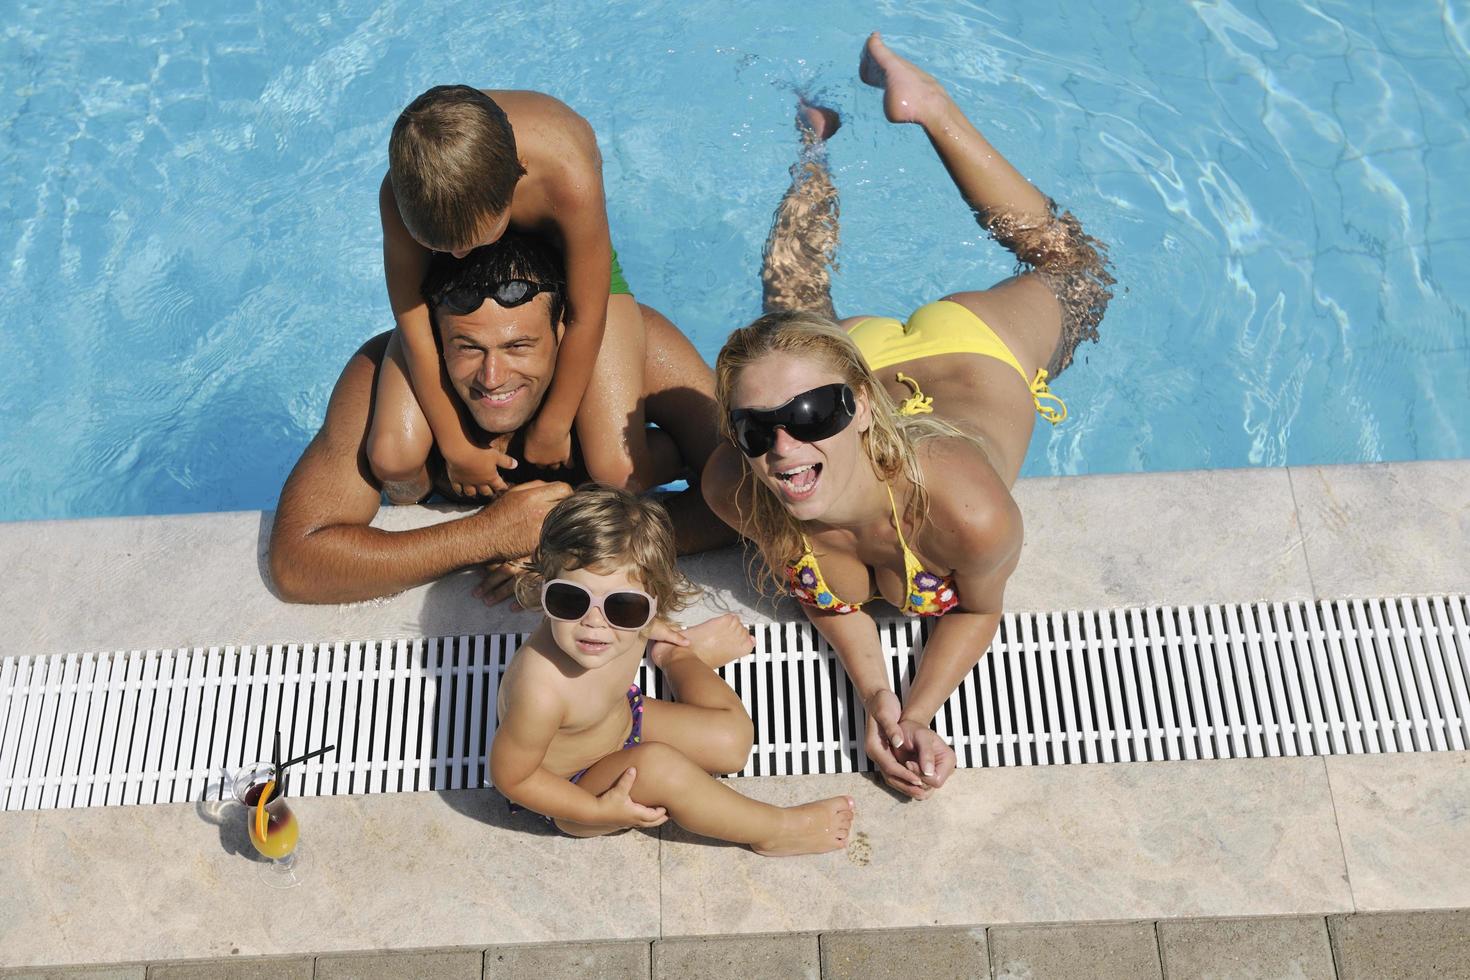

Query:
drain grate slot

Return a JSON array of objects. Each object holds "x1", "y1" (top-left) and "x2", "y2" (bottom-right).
[{"x1": 1, "y1": 595, "x2": 1466, "y2": 811}]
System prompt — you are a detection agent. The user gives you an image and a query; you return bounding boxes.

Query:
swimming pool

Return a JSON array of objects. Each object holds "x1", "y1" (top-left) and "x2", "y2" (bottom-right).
[{"x1": 1, "y1": 0, "x2": 1465, "y2": 522}]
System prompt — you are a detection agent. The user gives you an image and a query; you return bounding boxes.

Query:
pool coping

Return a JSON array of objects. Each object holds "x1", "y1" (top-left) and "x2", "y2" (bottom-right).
[
  {"x1": 0, "y1": 459, "x2": 1466, "y2": 970},
  {"x1": 2, "y1": 459, "x2": 1465, "y2": 660}
]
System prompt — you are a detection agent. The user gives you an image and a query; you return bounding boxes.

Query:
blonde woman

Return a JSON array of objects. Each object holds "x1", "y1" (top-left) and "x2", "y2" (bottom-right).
[{"x1": 703, "y1": 34, "x2": 1114, "y2": 799}]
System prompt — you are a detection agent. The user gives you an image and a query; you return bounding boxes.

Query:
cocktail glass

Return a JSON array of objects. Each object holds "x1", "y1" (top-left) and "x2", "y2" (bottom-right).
[{"x1": 232, "y1": 763, "x2": 304, "y2": 888}]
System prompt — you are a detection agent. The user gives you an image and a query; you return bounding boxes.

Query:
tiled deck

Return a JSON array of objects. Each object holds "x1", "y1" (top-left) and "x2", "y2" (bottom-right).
[{"x1": 1, "y1": 460, "x2": 1466, "y2": 974}]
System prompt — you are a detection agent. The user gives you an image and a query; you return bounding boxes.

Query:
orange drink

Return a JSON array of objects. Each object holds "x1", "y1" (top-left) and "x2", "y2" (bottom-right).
[{"x1": 243, "y1": 780, "x2": 300, "y2": 860}]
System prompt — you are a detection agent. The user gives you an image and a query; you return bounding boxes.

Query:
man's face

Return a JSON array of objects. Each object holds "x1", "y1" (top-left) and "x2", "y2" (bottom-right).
[{"x1": 435, "y1": 292, "x2": 558, "y2": 434}]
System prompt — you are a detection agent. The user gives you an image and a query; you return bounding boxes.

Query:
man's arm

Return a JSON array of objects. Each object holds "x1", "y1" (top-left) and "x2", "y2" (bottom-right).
[{"x1": 268, "y1": 334, "x2": 570, "y2": 604}]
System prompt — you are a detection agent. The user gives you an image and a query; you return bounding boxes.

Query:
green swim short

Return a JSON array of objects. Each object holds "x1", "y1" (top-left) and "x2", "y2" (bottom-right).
[{"x1": 609, "y1": 246, "x2": 631, "y2": 295}]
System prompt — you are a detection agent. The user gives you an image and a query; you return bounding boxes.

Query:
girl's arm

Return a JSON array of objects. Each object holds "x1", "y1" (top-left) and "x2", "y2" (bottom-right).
[
  {"x1": 489, "y1": 681, "x2": 659, "y2": 826},
  {"x1": 379, "y1": 178, "x2": 509, "y2": 493},
  {"x1": 520, "y1": 170, "x2": 612, "y2": 468}
]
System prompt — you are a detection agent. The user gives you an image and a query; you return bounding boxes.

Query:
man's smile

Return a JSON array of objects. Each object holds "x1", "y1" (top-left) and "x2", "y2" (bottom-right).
[{"x1": 474, "y1": 383, "x2": 525, "y2": 406}]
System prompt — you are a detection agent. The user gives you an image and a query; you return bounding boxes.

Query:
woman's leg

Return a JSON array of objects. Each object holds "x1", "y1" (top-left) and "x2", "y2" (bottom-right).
[
  {"x1": 555, "y1": 741, "x2": 855, "y2": 856},
  {"x1": 761, "y1": 103, "x2": 844, "y2": 319},
  {"x1": 861, "y1": 32, "x2": 1113, "y2": 374}
]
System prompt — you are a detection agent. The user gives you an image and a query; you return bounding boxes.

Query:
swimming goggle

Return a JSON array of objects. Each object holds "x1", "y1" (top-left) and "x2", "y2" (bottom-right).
[
  {"x1": 540, "y1": 579, "x2": 658, "y2": 631},
  {"x1": 433, "y1": 278, "x2": 561, "y2": 316},
  {"x1": 728, "y1": 382, "x2": 857, "y2": 457}
]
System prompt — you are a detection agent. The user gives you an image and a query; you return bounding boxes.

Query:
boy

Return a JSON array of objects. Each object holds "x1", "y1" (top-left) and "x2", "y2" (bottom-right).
[{"x1": 370, "y1": 86, "x2": 685, "y2": 501}]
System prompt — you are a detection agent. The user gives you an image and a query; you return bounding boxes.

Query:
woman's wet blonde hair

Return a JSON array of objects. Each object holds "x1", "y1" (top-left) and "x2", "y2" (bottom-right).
[
  {"x1": 714, "y1": 310, "x2": 968, "y2": 595},
  {"x1": 515, "y1": 484, "x2": 699, "y2": 624}
]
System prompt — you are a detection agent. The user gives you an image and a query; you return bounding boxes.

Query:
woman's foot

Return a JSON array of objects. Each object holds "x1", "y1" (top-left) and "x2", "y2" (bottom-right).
[
  {"x1": 752, "y1": 796, "x2": 856, "y2": 856},
  {"x1": 859, "y1": 32, "x2": 952, "y2": 127},
  {"x1": 797, "y1": 99, "x2": 841, "y2": 142}
]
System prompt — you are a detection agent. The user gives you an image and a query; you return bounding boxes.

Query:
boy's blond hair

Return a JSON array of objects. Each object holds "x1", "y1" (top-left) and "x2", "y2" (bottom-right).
[
  {"x1": 516, "y1": 484, "x2": 699, "y2": 623},
  {"x1": 389, "y1": 85, "x2": 526, "y2": 252}
]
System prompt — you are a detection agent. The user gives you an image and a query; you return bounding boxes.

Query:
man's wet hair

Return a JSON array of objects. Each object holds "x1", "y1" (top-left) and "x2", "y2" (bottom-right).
[
  {"x1": 421, "y1": 229, "x2": 567, "y2": 329},
  {"x1": 389, "y1": 85, "x2": 526, "y2": 251}
]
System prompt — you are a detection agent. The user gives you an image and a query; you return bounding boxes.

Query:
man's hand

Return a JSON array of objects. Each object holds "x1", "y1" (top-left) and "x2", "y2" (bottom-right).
[
  {"x1": 470, "y1": 480, "x2": 573, "y2": 561},
  {"x1": 521, "y1": 419, "x2": 574, "y2": 469},
  {"x1": 594, "y1": 767, "x2": 668, "y2": 828},
  {"x1": 474, "y1": 557, "x2": 532, "y2": 607},
  {"x1": 863, "y1": 689, "x2": 936, "y2": 800},
  {"x1": 446, "y1": 445, "x2": 519, "y2": 498}
]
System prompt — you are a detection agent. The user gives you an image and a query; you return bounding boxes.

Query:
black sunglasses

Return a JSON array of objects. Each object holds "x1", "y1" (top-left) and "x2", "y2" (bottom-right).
[
  {"x1": 540, "y1": 579, "x2": 658, "y2": 631},
  {"x1": 728, "y1": 383, "x2": 857, "y2": 457},
  {"x1": 434, "y1": 278, "x2": 561, "y2": 316}
]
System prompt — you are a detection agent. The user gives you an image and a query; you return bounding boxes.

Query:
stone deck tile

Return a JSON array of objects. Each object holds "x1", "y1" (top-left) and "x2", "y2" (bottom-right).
[
  {"x1": 659, "y1": 762, "x2": 1350, "y2": 936},
  {"x1": 820, "y1": 927, "x2": 990, "y2": 979},
  {"x1": 0, "y1": 968, "x2": 147, "y2": 980},
  {"x1": 1326, "y1": 751, "x2": 1470, "y2": 911},
  {"x1": 1290, "y1": 460, "x2": 1470, "y2": 599},
  {"x1": 312, "y1": 949, "x2": 482, "y2": 980},
  {"x1": 0, "y1": 790, "x2": 657, "y2": 969},
  {"x1": 1008, "y1": 468, "x2": 1312, "y2": 612},
  {"x1": 1156, "y1": 916, "x2": 1335, "y2": 980},
  {"x1": 482, "y1": 941, "x2": 650, "y2": 980},
  {"x1": 1328, "y1": 909, "x2": 1470, "y2": 980},
  {"x1": 651, "y1": 935, "x2": 819, "y2": 980},
  {"x1": 988, "y1": 922, "x2": 1162, "y2": 980},
  {"x1": 146, "y1": 961, "x2": 312, "y2": 980}
]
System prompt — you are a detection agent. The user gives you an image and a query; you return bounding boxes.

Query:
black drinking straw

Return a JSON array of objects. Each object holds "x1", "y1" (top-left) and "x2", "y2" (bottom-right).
[
  {"x1": 271, "y1": 731, "x2": 282, "y2": 798},
  {"x1": 281, "y1": 744, "x2": 336, "y2": 770}
]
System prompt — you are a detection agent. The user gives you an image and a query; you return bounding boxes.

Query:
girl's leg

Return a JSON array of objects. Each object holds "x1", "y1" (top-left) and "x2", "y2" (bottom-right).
[
  {"x1": 366, "y1": 331, "x2": 435, "y2": 503},
  {"x1": 556, "y1": 742, "x2": 855, "y2": 856},
  {"x1": 761, "y1": 104, "x2": 843, "y2": 319},
  {"x1": 574, "y1": 293, "x2": 684, "y2": 493},
  {"x1": 642, "y1": 616, "x2": 756, "y2": 775}
]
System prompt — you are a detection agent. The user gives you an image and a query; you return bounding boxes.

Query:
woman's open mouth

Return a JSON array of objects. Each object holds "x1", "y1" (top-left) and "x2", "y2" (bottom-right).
[{"x1": 774, "y1": 462, "x2": 822, "y2": 501}]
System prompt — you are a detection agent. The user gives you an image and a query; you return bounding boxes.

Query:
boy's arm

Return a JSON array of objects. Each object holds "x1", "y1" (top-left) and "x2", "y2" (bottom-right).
[
  {"x1": 380, "y1": 177, "x2": 511, "y2": 493},
  {"x1": 521, "y1": 171, "x2": 613, "y2": 468}
]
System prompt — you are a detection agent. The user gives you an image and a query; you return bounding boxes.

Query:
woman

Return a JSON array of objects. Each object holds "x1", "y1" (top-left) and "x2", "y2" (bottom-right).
[{"x1": 704, "y1": 33, "x2": 1114, "y2": 799}]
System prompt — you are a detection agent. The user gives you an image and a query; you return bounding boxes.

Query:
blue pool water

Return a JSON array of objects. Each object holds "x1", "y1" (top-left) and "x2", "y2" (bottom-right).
[{"x1": 1, "y1": 0, "x2": 1466, "y2": 522}]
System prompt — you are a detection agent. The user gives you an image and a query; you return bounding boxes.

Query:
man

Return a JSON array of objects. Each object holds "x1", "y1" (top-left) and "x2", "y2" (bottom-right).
[{"x1": 269, "y1": 231, "x2": 728, "y2": 604}]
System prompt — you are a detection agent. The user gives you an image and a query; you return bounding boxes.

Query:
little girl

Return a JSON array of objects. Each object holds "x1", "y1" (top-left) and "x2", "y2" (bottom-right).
[{"x1": 490, "y1": 484, "x2": 856, "y2": 855}]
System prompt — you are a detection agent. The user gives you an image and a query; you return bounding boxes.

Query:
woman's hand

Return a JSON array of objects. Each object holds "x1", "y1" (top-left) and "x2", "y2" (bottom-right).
[
  {"x1": 864, "y1": 690, "x2": 937, "y2": 799},
  {"x1": 893, "y1": 714, "x2": 957, "y2": 792}
]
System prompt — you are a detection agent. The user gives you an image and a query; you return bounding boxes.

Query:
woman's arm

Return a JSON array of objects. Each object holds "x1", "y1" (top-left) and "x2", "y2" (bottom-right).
[
  {"x1": 805, "y1": 606, "x2": 932, "y2": 799},
  {"x1": 889, "y1": 443, "x2": 1024, "y2": 788}
]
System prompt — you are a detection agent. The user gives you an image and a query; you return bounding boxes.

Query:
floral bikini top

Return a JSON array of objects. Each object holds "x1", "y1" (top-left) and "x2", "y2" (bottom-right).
[{"x1": 787, "y1": 484, "x2": 959, "y2": 617}]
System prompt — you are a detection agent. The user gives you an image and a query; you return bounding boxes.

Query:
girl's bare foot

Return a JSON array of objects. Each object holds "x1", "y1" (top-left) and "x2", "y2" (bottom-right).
[
  {"x1": 650, "y1": 613, "x2": 753, "y2": 670},
  {"x1": 858, "y1": 32, "x2": 951, "y2": 127},
  {"x1": 797, "y1": 99, "x2": 842, "y2": 142},
  {"x1": 752, "y1": 796, "x2": 856, "y2": 856}
]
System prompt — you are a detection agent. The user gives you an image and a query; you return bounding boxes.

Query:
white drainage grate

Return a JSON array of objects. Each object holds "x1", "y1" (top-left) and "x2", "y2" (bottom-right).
[{"x1": 1, "y1": 595, "x2": 1466, "y2": 811}]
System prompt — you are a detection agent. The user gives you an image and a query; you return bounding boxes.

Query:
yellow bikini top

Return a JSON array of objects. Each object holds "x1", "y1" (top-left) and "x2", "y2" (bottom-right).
[{"x1": 786, "y1": 484, "x2": 959, "y2": 617}]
